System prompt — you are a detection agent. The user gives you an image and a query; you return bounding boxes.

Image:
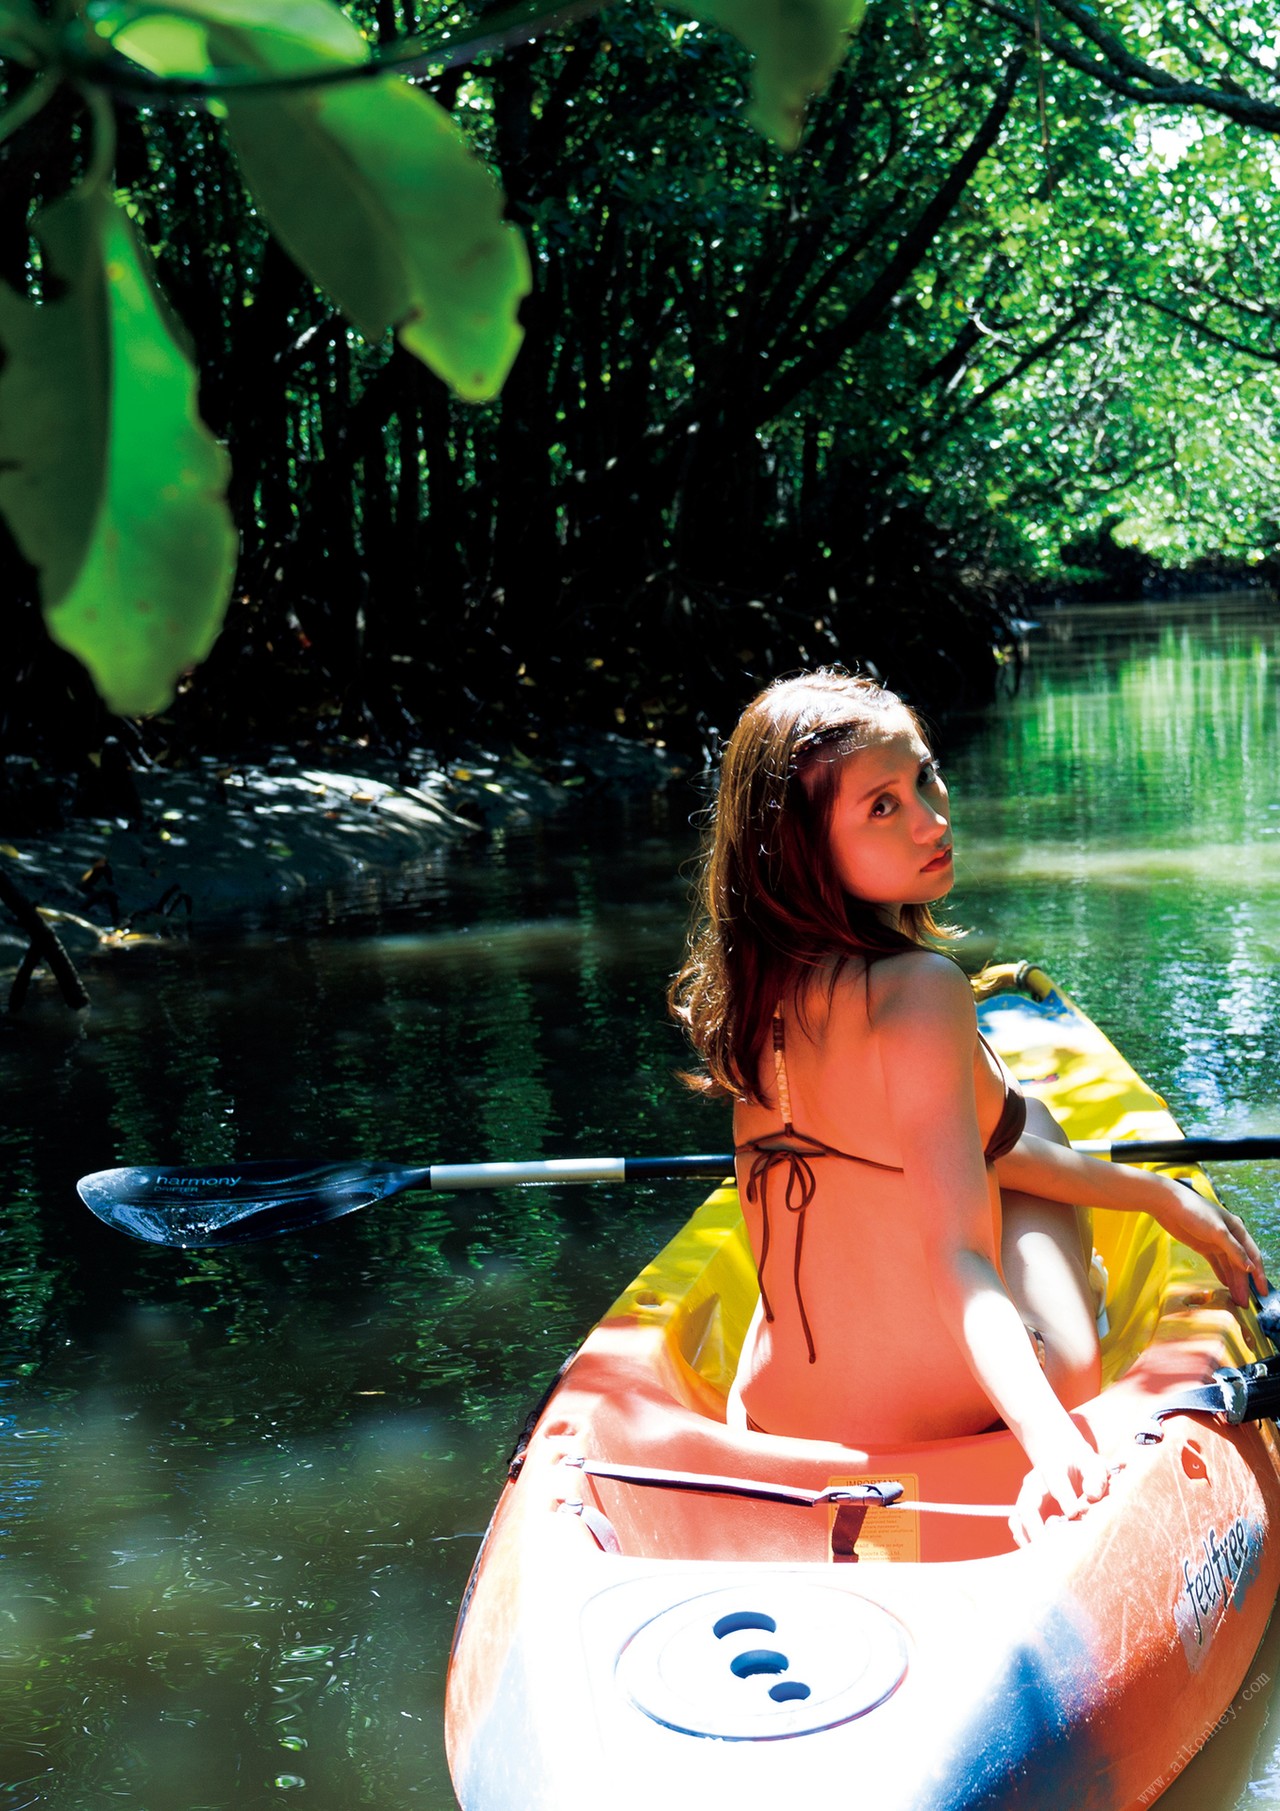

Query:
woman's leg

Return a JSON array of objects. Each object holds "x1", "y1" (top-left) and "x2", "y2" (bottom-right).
[
  {"x1": 1000, "y1": 1096, "x2": 1101, "y2": 1409},
  {"x1": 727, "y1": 1294, "x2": 766, "y2": 1431}
]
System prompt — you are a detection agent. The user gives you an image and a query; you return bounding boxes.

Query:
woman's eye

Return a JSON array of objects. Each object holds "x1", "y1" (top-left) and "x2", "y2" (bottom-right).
[
  {"x1": 921, "y1": 761, "x2": 944, "y2": 788},
  {"x1": 869, "y1": 795, "x2": 894, "y2": 818}
]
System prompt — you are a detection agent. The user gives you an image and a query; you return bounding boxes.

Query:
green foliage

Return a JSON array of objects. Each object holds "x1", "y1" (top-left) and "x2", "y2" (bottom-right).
[
  {"x1": 0, "y1": 0, "x2": 860, "y2": 722},
  {"x1": 6, "y1": 0, "x2": 1280, "y2": 752},
  {"x1": 0, "y1": 179, "x2": 237, "y2": 714},
  {"x1": 221, "y1": 50, "x2": 530, "y2": 403},
  {"x1": 671, "y1": 0, "x2": 866, "y2": 148},
  {"x1": 103, "y1": 0, "x2": 532, "y2": 399},
  {"x1": 0, "y1": 186, "x2": 109, "y2": 608}
]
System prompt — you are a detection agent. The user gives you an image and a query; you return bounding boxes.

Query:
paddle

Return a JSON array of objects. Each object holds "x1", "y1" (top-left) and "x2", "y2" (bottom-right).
[
  {"x1": 77, "y1": 1136, "x2": 1280, "y2": 1250},
  {"x1": 76, "y1": 1155, "x2": 738, "y2": 1248}
]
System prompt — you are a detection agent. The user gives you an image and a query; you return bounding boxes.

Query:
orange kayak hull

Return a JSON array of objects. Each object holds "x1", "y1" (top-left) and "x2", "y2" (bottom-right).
[{"x1": 446, "y1": 967, "x2": 1280, "y2": 1809}]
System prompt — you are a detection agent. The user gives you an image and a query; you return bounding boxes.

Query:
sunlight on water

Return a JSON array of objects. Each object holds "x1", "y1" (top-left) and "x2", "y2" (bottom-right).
[
  {"x1": 4, "y1": 594, "x2": 1280, "y2": 1808},
  {"x1": 959, "y1": 841, "x2": 1280, "y2": 887}
]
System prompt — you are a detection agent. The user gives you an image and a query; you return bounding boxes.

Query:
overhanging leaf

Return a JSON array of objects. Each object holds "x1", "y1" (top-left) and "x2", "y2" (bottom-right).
[
  {"x1": 87, "y1": 0, "x2": 361, "y2": 63},
  {"x1": 227, "y1": 66, "x2": 529, "y2": 399},
  {"x1": 101, "y1": 10, "x2": 215, "y2": 79},
  {"x1": 0, "y1": 187, "x2": 109, "y2": 603},
  {"x1": 0, "y1": 183, "x2": 237, "y2": 716},
  {"x1": 100, "y1": 0, "x2": 530, "y2": 400},
  {"x1": 672, "y1": 0, "x2": 865, "y2": 149}
]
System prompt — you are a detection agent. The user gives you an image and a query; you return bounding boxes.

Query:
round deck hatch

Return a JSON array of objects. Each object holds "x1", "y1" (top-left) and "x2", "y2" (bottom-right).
[{"x1": 615, "y1": 1581, "x2": 909, "y2": 1740}]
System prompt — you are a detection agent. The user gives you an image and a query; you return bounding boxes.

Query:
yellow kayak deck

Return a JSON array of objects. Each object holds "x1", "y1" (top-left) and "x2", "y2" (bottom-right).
[{"x1": 608, "y1": 963, "x2": 1256, "y2": 1419}]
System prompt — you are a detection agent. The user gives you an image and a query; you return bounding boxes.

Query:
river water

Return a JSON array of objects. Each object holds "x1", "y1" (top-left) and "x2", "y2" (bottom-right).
[{"x1": 4, "y1": 596, "x2": 1280, "y2": 1809}]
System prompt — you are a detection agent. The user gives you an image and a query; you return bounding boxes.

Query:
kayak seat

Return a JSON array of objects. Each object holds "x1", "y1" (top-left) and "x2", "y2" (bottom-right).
[{"x1": 558, "y1": 1339, "x2": 1026, "y2": 1565}]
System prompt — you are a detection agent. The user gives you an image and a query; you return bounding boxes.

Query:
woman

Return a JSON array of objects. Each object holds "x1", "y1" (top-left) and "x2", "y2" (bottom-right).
[{"x1": 670, "y1": 669, "x2": 1266, "y2": 1542}]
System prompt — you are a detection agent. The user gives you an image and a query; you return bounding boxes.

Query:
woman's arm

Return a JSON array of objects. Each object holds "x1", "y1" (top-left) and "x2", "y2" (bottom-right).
[
  {"x1": 872, "y1": 956, "x2": 1110, "y2": 1538},
  {"x1": 994, "y1": 1134, "x2": 1267, "y2": 1305}
]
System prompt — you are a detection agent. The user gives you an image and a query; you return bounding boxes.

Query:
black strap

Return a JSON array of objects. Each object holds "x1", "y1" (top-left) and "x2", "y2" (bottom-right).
[
  {"x1": 1136, "y1": 1359, "x2": 1280, "y2": 1444},
  {"x1": 831, "y1": 1499, "x2": 873, "y2": 1562}
]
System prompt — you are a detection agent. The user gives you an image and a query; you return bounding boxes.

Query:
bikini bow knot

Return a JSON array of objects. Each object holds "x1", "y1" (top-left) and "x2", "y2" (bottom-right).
[{"x1": 742, "y1": 1129, "x2": 825, "y2": 1364}]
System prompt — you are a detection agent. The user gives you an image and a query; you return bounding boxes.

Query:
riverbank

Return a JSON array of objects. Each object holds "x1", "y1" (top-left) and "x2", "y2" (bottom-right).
[{"x1": 0, "y1": 732, "x2": 693, "y2": 991}]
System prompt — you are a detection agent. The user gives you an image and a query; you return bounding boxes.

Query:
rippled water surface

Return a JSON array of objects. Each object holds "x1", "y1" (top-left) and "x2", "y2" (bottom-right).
[{"x1": 5, "y1": 595, "x2": 1280, "y2": 1809}]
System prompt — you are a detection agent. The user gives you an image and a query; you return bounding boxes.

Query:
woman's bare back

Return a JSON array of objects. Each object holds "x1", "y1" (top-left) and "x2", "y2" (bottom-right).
[{"x1": 732, "y1": 954, "x2": 1014, "y2": 1444}]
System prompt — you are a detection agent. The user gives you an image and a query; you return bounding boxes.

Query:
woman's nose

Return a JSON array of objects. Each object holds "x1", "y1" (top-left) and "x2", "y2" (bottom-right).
[{"x1": 916, "y1": 789, "x2": 948, "y2": 825}]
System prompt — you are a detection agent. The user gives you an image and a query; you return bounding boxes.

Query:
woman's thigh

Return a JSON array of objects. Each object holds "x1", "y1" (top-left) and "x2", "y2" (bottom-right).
[{"x1": 1000, "y1": 1097, "x2": 1101, "y2": 1408}]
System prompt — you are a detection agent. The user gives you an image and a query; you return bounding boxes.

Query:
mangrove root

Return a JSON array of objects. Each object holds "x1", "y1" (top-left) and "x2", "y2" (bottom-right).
[{"x1": 0, "y1": 863, "x2": 90, "y2": 1013}]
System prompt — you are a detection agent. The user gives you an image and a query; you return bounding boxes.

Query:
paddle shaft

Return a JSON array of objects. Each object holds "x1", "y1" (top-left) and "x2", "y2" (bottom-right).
[
  {"x1": 83, "y1": 1138, "x2": 1280, "y2": 1211},
  {"x1": 425, "y1": 1155, "x2": 736, "y2": 1189},
  {"x1": 1070, "y1": 1137, "x2": 1280, "y2": 1163},
  {"x1": 432, "y1": 1137, "x2": 1280, "y2": 1187},
  {"x1": 76, "y1": 1135, "x2": 1280, "y2": 1249}
]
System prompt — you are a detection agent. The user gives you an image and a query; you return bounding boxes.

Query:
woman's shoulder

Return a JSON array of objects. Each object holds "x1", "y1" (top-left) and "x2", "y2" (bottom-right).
[
  {"x1": 791, "y1": 950, "x2": 976, "y2": 1047},
  {"x1": 864, "y1": 949, "x2": 976, "y2": 1031}
]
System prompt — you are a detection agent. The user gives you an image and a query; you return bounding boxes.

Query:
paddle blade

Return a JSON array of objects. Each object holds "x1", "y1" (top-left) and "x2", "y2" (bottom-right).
[{"x1": 76, "y1": 1160, "x2": 431, "y2": 1248}]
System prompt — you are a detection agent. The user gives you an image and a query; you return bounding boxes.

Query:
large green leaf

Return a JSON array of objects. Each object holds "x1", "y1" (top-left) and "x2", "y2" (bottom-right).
[
  {"x1": 96, "y1": 7, "x2": 214, "y2": 78},
  {"x1": 224, "y1": 62, "x2": 530, "y2": 400},
  {"x1": 89, "y1": 0, "x2": 362, "y2": 74},
  {"x1": 0, "y1": 187, "x2": 108, "y2": 605},
  {"x1": 0, "y1": 184, "x2": 237, "y2": 716},
  {"x1": 100, "y1": 0, "x2": 530, "y2": 400},
  {"x1": 674, "y1": 0, "x2": 865, "y2": 148}
]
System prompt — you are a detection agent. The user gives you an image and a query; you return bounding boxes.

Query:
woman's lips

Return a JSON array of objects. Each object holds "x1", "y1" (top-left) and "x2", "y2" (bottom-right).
[{"x1": 921, "y1": 845, "x2": 954, "y2": 873}]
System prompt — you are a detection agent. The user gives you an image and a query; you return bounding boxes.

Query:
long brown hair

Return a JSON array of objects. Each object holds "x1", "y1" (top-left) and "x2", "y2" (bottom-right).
[{"x1": 669, "y1": 669, "x2": 959, "y2": 1101}]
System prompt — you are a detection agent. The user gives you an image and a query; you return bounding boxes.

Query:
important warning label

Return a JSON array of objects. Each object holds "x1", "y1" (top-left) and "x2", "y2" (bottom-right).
[{"x1": 827, "y1": 1474, "x2": 920, "y2": 1563}]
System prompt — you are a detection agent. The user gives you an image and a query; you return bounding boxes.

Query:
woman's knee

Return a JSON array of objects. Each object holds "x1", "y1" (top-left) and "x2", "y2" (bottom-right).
[
  {"x1": 1003, "y1": 1194, "x2": 1100, "y2": 1404},
  {"x1": 1019, "y1": 1097, "x2": 1093, "y2": 1268},
  {"x1": 1024, "y1": 1094, "x2": 1069, "y2": 1147}
]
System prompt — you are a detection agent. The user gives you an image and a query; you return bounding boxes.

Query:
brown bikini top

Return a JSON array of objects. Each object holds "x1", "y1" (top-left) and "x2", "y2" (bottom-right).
[{"x1": 734, "y1": 1008, "x2": 1027, "y2": 1364}]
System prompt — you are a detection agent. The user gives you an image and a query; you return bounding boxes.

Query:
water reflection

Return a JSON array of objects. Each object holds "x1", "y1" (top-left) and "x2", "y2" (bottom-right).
[
  {"x1": 3, "y1": 596, "x2": 1280, "y2": 1808},
  {"x1": 0, "y1": 826, "x2": 715, "y2": 1810}
]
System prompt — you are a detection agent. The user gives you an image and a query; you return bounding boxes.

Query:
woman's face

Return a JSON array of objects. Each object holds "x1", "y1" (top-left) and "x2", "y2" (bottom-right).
[{"x1": 819, "y1": 712, "x2": 952, "y2": 916}]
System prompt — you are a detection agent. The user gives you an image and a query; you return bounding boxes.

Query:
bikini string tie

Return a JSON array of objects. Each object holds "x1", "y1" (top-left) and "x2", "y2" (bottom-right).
[{"x1": 742, "y1": 1128, "x2": 822, "y2": 1365}]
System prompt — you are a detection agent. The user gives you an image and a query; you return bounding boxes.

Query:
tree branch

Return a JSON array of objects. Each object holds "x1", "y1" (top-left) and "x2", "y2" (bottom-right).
[
  {"x1": 979, "y1": 0, "x2": 1280, "y2": 131},
  {"x1": 0, "y1": 864, "x2": 90, "y2": 1012},
  {"x1": 947, "y1": 296, "x2": 1100, "y2": 422},
  {"x1": 1120, "y1": 288, "x2": 1280, "y2": 361},
  {"x1": 80, "y1": 0, "x2": 602, "y2": 106},
  {"x1": 1186, "y1": 3, "x2": 1280, "y2": 89},
  {"x1": 759, "y1": 47, "x2": 1029, "y2": 419}
]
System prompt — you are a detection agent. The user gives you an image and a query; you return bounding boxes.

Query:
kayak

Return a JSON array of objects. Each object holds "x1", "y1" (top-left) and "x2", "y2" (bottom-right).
[{"x1": 444, "y1": 964, "x2": 1280, "y2": 1811}]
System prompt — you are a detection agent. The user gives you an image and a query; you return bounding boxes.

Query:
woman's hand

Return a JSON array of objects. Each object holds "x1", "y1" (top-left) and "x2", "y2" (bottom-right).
[
  {"x1": 1011, "y1": 1432, "x2": 1111, "y2": 1548},
  {"x1": 1152, "y1": 1178, "x2": 1268, "y2": 1306}
]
